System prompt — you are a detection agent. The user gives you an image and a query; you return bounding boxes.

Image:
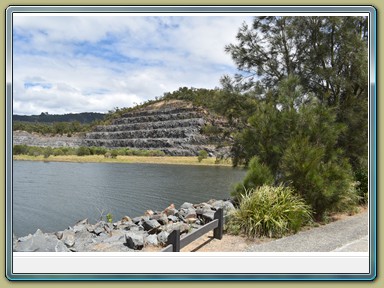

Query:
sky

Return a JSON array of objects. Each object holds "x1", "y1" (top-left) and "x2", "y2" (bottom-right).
[{"x1": 12, "y1": 14, "x2": 252, "y2": 115}]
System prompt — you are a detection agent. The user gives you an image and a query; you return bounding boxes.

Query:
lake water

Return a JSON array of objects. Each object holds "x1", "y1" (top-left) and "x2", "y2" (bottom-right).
[{"x1": 12, "y1": 161, "x2": 246, "y2": 237}]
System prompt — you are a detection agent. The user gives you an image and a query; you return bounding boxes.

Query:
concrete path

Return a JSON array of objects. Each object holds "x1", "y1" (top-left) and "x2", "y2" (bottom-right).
[{"x1": 245, "y1": 211, "x2": 369, "y2": 252}]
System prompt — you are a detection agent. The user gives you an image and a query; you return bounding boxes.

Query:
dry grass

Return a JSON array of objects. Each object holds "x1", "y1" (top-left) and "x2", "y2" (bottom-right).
[{"x1": 13, "y1": 154, "x2": 233, "y2": 167}]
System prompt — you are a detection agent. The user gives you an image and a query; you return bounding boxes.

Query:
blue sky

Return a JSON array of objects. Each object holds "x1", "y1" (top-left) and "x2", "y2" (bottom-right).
[{"x1": 12, "y1": 14, "x2": 252, "y2": 115}]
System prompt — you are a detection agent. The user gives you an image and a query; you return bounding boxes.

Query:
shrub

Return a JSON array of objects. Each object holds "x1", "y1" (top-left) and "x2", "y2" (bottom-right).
[
  {"x1": 27, "y1": 146, "x2": 43, "y2": 157},
  {"x1": 104, "y1": 152, "x2": 112, "y2": 158},
  {"x1": 89, "y1": 146, "x2": 108, "y2": 155},
  {"x1": 197, "y1": 150, "x2": 208, "y2": 162},
  {"x1": 77, "y1": 146, "x2": 91, "y2": 156},
  {"x1": 53, "y1": 148, "x2": 64, "y2": 156},
  {"x1": 110, "y1": 150, "x2": 118, "y2": 158},
  {"x1": 106, "y1": 213, "x2": 113, "y2": 223},
  {"x1": 43, "y1": 147, "x2": 53, "y2": 158},
  {"x1": 13, "y1": 144, "x2": 29, "y2": 155},
  {"x1": 226, "y1": 185, "x2": 312, "y2": 238},
  {"x1": 231, "y1": 156, "x2": 274, "y2": 203},
  {"x1": 280, "y1": 137, "x2": 356, "y2": 220}
]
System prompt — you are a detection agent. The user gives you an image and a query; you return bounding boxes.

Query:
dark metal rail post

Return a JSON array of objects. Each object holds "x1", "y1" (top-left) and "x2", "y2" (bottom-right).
[
  {"x1": 166, "y1": 229, "x2": 180, "y2": 252},
  {"x1": 213, "y1": 208, "x2": 223, "y2": 240}
]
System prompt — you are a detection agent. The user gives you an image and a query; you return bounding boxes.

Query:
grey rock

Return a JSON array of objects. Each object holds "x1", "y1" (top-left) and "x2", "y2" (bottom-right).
[
  {"x1": 94, "y1": 226, "x2": 104, "y2": 235},
  {"x1": 62, "y1": 230, "x2": 76, "y2": 247},
  {"x1": 201, "y1": 211, "x2": 215, "y2": 222},
  {"x1": 55, "y1": 231, "x2": 63, "y2": 240},
  {"x1": 157, "y1": 231, "x2": 170, "y2": 245},
  {"x1": 167, "y1": 215, "x2": 179, "y2": 222},
  {"x1": 177, "y1": 207, "x2": 197, "y2": 219},
  {"x1": 102, "y1": 230, "x2": 126, "y2": 244},
  {"x1": 14, "y1": 229, "x2": 70, "y2": 252},
  {"x1": 125, "y1": 232, "x2": 145, "y2": 250},
  {"x1": 142, "y1": 219, "x2": 161, "y2": 232},
  {"x1": 55, "y1": 240, "x2": 71, "y2": 252},
  {"x1": 195, "y1": 203, "x2": 213, "y2": 215},
  {"x1": 180, "y1": 202, "x2": 194, "y2": 209},
  {"x1": 162, "y1": 222, "x2": 190, "y2": 234},
  {"x1": 164, "y1": 207, "x2": 178, "y2": 216},
  {"x1": 211, "y1": 200, "x2": 235, "y2": 215},
  {"x1": 151, "y1": 213, "x2": 169, "y2": 225},
  {"x1": 132, "y1": 217, "x2": 142, "y2": 224},
  {"x1": 146, "y1": 234, "x2": 159, "y2": 246},
  {"x1": 72, "y1": 230, "x2": 96, "y2": 252}
]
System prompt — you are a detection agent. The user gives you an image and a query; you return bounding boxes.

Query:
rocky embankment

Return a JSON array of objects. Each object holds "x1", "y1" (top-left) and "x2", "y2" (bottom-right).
[
  {"x1": 13, "y1": 199, "x2": 235, "y2": 252},
  {"x1": 13, "y1": 101, "x2": 231, "y2": 156},
  {"x1": 13, "y1": 131, "x2": 83, "y2": 148},
  {"x1": 84, "y1": 100, "x2": 231, "y2": 156}
]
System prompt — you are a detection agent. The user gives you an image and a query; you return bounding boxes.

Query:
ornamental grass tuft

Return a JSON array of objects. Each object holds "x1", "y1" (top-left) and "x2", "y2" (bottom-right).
[{"x1": 226, "y1": 184, "x2": 312, "y2": 238}]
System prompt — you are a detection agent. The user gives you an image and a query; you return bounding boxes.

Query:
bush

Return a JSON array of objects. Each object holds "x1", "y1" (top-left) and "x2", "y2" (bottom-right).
[
  {"x1": 231, "y1": 156, "x2": 274, "y2": 203},
  {"x1": 89, "y1": 146, "x2": 108, "y2": 155},
  {"x1": 77, "y1": 146, "x2": 91, "y2": 156},
  {"x1": 53, "y1": 148, "x2": 64, "y2": 156},
  {"x1": 280, "y1": 137, "x2": 357, "y2": 220},
  {"x1": 43, "y1": 147, "x2": 53, "y2": 158},
  {"x1": 110, "y1": 150, "x2": 118, "y2": 158},
  {"x1": 226, "y1": 185, "x2": 312, "y2": 238},
  {"x1": 13, "y1": 145, "x2": 29, "y2": 155},
  {"x1": 197, "y1": 150, "x2": 208, "y2": 162},
  {"x1": 106, "y1": 213, "x2": 113, "y2": 223}
]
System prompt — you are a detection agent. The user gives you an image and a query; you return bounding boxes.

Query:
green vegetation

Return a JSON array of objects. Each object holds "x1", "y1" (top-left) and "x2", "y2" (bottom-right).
[
  {"x1": 106, "y1": 213, "x2": 113, "y2": 223},
  {"x1": 226, "y1": 185, "x2": 312, "y2": 238},
  {"x1": 222, "y1": 16, "x2": 368, "y2": 222},
  {"x1": 12, "y1": 16, "x2": 368, "y2": 232},
  {"x1": 197, "y1": 150, "x2": 208, "y2": 162},
  {"x1": 232, "y1": 156, "x2": 274, "y2": 204},
  {"x1": 13, "y1": 145, "x2": 165, "y2": 158},
  {"x1": 14, "y1": 112, "x2": 105, "y2": 123},
  {"x1": 13, "y1": 120, "x2": 92, "y2": 136}
]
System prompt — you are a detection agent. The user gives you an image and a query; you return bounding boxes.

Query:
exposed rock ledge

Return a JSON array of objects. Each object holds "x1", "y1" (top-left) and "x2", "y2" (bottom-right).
[{"x1": 13, "y1": 199, "x2": 235, "y2": 252}]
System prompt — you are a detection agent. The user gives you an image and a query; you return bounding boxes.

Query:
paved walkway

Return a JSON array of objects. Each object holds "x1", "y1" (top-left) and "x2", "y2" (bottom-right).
[{"x1": 245, "y1": 211, "x2": 369, "y2": 252}]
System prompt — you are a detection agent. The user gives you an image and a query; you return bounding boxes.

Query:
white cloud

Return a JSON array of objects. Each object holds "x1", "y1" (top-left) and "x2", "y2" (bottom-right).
[{"x1": 12, "y1": 14, "x2": 252, "y2": 115}]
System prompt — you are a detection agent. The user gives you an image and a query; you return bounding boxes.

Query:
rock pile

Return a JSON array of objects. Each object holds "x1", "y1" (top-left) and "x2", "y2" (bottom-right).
[
  {"x1": 84, "y1": 100, "x2": 230, "y2": 156},
  {"x1": 13, "y1": 199, "x2": 235, "y2": 252}
]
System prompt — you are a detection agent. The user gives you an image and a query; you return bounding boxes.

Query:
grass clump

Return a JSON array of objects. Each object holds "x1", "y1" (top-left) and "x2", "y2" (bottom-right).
[{"x1": 226, "y1": 185, "x2": 312, "y2": 238}]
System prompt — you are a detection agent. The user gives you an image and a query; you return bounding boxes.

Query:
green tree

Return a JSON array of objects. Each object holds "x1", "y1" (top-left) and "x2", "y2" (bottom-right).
[
  {"x1": 197, "y1": 150, "x2": 208, "y2": 162},
  {"x1": 230, "y1": 75, "x2": 357, "y2": 219},
  {"x1": 232, "y1": 156, "x2": 274, "y2": 203},
  {"x1": 225, "y1": 16, "x2": 368, "y2": 174}
]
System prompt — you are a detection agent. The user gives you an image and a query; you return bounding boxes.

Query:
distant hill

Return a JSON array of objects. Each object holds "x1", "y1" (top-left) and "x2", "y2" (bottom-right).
[{"x1": 13, "y1": 112, "x2": 106, "y2": 124}]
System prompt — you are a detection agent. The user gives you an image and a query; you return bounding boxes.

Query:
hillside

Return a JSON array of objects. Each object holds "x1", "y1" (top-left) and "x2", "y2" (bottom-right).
[
  {"x1": 84, "y1": 100, "x2": 232, "y2": 156},
  {"x1": 13, "y1": 100, "x2": 234, "y2": 157}
]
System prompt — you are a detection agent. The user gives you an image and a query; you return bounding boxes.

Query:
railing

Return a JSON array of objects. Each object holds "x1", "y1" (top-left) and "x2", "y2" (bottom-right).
[{"x1": 161, "y1": 208, "x2": 223, "y2": 252}]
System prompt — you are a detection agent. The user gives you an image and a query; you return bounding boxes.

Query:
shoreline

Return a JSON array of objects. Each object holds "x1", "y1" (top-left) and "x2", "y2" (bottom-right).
[
  {"x1": 13, "y1": 199, "x2": 236, "y2": 252},
  {"x1": 12, "y1": 154, "x2": 235, "y2": 167}
]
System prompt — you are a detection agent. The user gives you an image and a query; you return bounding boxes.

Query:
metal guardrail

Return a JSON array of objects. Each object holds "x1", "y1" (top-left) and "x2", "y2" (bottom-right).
[{"x1": 161, "y1": 208, "x2": 223, "y2": 252}]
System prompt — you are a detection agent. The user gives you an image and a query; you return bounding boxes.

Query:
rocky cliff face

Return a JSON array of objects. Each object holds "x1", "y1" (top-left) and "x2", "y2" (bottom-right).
[
  {"x1": 84, "y1": 100, "x2": 230, "y2": 156},
  {"x1": 13, "y1": 131, "x2": 83, "y2": 148}
]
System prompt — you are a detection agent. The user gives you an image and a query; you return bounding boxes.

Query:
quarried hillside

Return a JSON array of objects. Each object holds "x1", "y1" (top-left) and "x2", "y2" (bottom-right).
[{"x1": 84, "y1": 100, "x2": 231, "y2": 156}]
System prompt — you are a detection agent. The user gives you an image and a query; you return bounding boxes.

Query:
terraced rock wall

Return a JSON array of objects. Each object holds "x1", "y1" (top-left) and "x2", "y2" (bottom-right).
[{"x1": 84, "y1": 102, "x2": 229, "y2": 156}]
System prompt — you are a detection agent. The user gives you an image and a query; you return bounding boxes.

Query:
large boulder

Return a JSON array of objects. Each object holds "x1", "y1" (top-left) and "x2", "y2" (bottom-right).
[
  {"x1": 142, "y1": 219, "x2": 161, "y2": 233},
  {"x1": 146, "y1": 234, "x2": 159, "y2": 246},
  {"x1": 13, "y1": 229, "x2": 70, "y2": 252},
  {"x1": 125, "y1": 232, "x2": 145, "y2": 250},
  {"x1": 157, "y1": 231, "x2": 170, "y2": 246}
]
